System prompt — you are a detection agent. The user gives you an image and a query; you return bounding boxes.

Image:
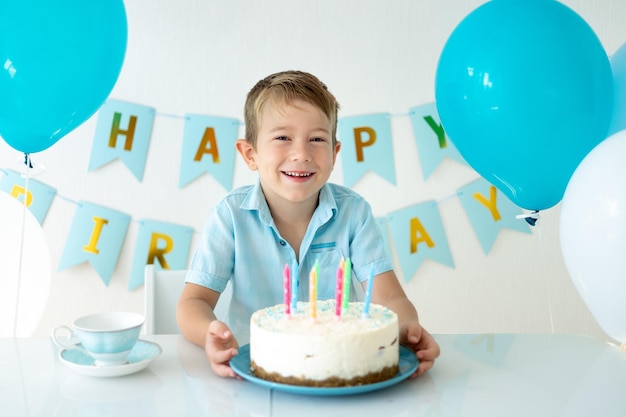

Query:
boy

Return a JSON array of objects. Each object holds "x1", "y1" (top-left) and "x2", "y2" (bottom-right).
[{"x1": 177, "y1": 70, "x2": 440, "y2": 378}]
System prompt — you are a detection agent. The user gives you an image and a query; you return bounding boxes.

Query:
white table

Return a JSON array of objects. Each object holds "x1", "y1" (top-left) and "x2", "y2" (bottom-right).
[{"x1": 2, "y1": 333, "x2": 626, "y2": 416}]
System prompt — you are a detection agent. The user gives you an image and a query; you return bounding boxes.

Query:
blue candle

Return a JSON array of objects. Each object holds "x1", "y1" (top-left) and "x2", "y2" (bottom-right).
[
  {"x1": 363, "y1": 269, "x2": 375, "y2": 318},
  {"x1": 291, "y1": 262, "x2": 298, "y2": 312}
]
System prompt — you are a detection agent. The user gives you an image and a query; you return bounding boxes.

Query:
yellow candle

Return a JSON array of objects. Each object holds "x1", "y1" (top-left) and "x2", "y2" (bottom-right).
[{"x1": 309, "y1": 267, "x2": 317, "y2": 319}]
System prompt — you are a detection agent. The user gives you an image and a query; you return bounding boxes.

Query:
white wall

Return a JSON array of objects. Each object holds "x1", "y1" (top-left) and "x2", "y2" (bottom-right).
[{"x1": 1, "y1": 0, "x2": 624, "y2": 340}]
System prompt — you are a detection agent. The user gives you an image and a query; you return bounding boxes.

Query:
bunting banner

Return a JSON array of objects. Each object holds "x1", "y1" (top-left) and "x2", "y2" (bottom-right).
[
  {"x1": 128, "y1": 219, "x2": 194, "y2": 290},
  {"x1": 58, "y1": 201, "x2": 131, "y2": 286},
  {"x1": 88, "y1": 99, "x2": 156, "y2": 181},
  {"x1": 0, "y1": 98, "x2": 539, "y2": 290},
  {"x1": 0, "y1": 169, "x2": 56, "y2": 224},
  {"x1": 457, "y1": 178, "x2": 532, "y2": 254},
  {"x1": 409, "y1": 103, "x2": 467, "y2": 179},
  {"x1": 338, "y1": 113, "x2": 396, "y2": 188},
  {"x1": 386, "y1": 200, "x2": 455, "y2": 282},
  {"x1": 179, "y1": 114, "x2": 240, "y2": 189}
]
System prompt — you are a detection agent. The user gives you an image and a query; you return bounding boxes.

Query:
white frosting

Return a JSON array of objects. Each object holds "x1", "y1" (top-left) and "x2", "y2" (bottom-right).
[{"x1": 250, "y1": 300, "x2": 399, "y2": 383}]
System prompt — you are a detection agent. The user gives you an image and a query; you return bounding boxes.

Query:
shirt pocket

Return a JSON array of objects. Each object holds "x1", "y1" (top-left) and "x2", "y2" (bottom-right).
[{"x1": 303, "y1": 243, "x2": 346, "y2": 300}]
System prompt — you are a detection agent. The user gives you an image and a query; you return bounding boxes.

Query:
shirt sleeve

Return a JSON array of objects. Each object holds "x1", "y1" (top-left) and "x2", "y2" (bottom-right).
[{"x1": 185, "y1": 201, "x2": 234, "y2": 293}]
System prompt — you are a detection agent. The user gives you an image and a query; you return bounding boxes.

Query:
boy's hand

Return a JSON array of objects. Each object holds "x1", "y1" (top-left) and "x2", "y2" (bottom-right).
[
  {"x1": 204, "y1": 320, "x2": 240, "y2": 378},
  {"x1": 401, "y1": 322, "x2": 440, "y2": 378}
]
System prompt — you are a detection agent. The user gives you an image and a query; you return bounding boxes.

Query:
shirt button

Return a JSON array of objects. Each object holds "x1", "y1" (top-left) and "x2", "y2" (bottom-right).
[{"x1": 279, "y1": 240, "x2": 286, "y2": 246}]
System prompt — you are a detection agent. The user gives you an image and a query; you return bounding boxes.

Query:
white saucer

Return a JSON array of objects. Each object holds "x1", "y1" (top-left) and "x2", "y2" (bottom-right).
[{"x1": 58, "y1": 339, "x2": 162, "y2": 377}]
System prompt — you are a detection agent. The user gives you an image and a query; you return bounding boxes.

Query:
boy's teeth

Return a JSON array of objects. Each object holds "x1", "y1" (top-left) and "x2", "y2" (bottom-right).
[{"x1": 286, "y1": 171, "x2": 311, "y2": 177}]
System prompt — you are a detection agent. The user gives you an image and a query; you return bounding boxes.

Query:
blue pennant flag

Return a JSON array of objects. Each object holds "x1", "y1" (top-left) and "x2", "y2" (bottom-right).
[
  {"x1": 386, "y1": 200, "x2": 454, "y2": 282},
  {"x1": 338, "y1": 113, "x2": 396, "y2": 188},
  {"x1": 179, "y1": 114, "x2": 239, "y2": 190},
  {"x1": 409, "y1": 103, "x2": 467, "y2": 180},
  {"x1": 457, "y1": 178, "x2": 531, "y2": 254},
  {"x1": 58, "y1": 201, "x2": 131, "y2": 286},
  {"x1": 128, "y1": 219, "x2": 194, "y2": 290},
  {"x1": 88, "y1": 99, "x2": 156, "y2": 181},
  {"x1": 0, "y1": 169, "x2": 56, "y2": 224}
]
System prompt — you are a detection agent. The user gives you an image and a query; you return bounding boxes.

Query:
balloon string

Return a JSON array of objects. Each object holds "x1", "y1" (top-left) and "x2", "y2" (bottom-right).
[
  {"x1": 13, "y1": 153, "x2": 31, "y2": 338},
  {"x1": 13, "y1": 338, "x2": 31, "y2": 415},
  {"x1": 535, "y1": 217, "x2": 555, "y2": 334}
]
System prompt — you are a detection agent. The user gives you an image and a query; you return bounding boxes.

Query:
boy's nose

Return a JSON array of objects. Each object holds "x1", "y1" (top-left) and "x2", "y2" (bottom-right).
[{"x1": 290, "y1": 140, "x2": 312, "y2": 161}]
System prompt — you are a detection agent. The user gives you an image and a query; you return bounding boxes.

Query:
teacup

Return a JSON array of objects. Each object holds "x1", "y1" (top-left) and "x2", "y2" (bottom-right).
[{"x1": 52, "y1": 312, "x2": 145, "y2": 366}]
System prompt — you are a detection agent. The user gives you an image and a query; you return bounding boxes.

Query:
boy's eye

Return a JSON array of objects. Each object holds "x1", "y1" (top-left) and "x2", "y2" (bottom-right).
[
  {"x1": 311, "y1": 137, "x2": 327, "y2": 142},
  {"x1": 276, "y1": 136, "x2": 289, "y2": 141}
]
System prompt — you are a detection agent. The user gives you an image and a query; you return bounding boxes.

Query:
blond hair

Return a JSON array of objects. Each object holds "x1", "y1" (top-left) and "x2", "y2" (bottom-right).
[{"x1": 244, "y1": 70, "x2": 340, "y2": 148}]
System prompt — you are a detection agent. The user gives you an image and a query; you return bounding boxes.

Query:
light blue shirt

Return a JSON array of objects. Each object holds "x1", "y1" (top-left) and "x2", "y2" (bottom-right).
[{"x1": 186, "y1": 182, "x2": 393, "y2": 338}]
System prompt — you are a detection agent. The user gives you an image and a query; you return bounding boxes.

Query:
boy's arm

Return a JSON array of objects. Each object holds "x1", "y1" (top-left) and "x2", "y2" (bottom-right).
[
  {"x1": 177, "y1": 283, "x2": 240, "y2": 378},
  {"x1": 368, "y1": 270, "x2": 418, "y2": 325},
  {"x1": 367, "y1": 270, "x2": 440, "y2": 376},
  {"x1": 176, "y1": 282, "x2": 220, "y2": 346}
]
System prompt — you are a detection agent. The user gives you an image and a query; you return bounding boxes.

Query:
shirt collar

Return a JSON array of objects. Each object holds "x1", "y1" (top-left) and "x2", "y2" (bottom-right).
[
  {"x1": 316, "y1": 183, "x2": 338, "y2": 223},
  {"x1": 240, "y1": 182, "x2": 337, "y2": 226},
  {"x1": 240, "y1": 182, "x2": 272, "y2": 225}
]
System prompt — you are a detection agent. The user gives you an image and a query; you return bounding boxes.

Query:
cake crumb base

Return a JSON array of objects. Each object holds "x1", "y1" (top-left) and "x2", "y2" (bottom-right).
[{"x1": 251, "y1": 360, "x2": 400, "y2": 387}]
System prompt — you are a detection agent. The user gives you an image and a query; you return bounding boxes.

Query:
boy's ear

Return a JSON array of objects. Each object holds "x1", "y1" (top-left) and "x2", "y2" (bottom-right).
[
  {"x1": 332, "y1": 141, "x2": 341, "y2": 164},
  {"x1": 236, "y1": 139, "x2": 258, "y2": 170}
]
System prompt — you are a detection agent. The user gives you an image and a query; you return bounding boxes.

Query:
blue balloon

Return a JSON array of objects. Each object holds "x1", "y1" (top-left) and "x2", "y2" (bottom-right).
[
  {"x1": 435, "y1": 0, "x2": 613, "y2": 211},
  {"x1": 608, "y1": 42, "x2": 626, "y2": 136},
  {"x1": 0, "y1": 0, "x2": 127, "y2": 154}
]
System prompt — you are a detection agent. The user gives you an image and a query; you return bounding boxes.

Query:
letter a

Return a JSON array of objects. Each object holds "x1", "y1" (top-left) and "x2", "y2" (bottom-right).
[
  {"x1": 410, "y1": 217, "x2": 435, "y2": 254},
  {"x1": 194, "y1": 127, "x2": 220, "y2": 163}
]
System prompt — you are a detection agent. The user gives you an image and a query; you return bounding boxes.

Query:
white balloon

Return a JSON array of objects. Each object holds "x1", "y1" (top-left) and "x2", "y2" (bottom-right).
[
  {"x1": 0, "y1": 191, "x2": 51, "y2": 337},
  {"x1": 560, "y1": 130, "x2": 626, "y2": 343}
]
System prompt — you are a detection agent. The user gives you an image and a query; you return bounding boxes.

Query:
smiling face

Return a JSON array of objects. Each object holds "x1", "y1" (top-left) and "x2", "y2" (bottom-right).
[{"x1": 237, "y1": 99, "x2": 341, "y2": 211}]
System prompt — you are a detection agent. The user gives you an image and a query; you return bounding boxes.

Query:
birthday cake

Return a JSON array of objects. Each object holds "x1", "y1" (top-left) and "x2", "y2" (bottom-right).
[{"x1": 249, "y1": 299, "x2": 399, "y2": 387}]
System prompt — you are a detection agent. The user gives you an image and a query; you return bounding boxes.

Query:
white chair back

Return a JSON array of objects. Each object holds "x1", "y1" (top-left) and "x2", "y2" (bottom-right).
[{"x1": 144, "y1": 264, "x2": 231, "y2": 335}]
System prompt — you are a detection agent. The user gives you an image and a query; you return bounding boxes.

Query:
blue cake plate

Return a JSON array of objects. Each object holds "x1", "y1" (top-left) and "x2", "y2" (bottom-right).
[{"x1": 230, "y1": 344, "x2": 418, "y2": 396}]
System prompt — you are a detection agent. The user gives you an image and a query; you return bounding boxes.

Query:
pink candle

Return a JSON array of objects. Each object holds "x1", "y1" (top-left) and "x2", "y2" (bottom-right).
[
  {"x1": 335, "y1": 266, "x2": 343, "y2": 318},
  {"x1": 283, "y1": 264, "x2": 291, "y2": 316}
]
